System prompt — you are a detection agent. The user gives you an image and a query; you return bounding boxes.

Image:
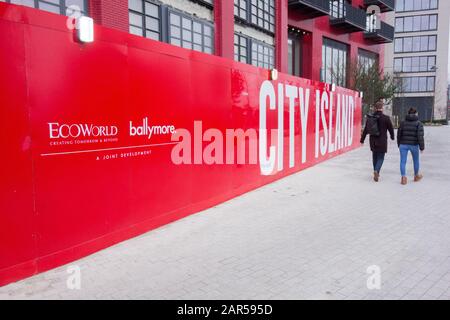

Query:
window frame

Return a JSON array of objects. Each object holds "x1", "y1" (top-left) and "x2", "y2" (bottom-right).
[
  {"x1": 287, "y1": 32, "x2": 302, "y2": 77},
  {"x1": 129, "y1": 0, "x2": 162, "y2": 41},
  {"x1": 128, "y1": 1, "x2": 215, "y2": 55},
  {"x1": 250, "y1": 37, "x2": 275, "y2": 69},
  {"x1": 167, "y1": 7, "x2": 214, "y2": 54},
  {"x1": 234, "y1": 0, "x2": 275, "y2": 35},
  {"x1": 234, "y1": 32, "x2": 249, "y2": 64},
  {"x1": 322, "y1": 37, "x2": 349, "y2": 87},
  {"x1": 395, "y1": 14, "x2": 438, "y2": 33},
  {"x1": 358, "y1": 49, "x2": 378, "y2": 74},
  {"x1": 394, "y1": 35, "x2": 438, "y2": 53},
  {"x1": 397, "y1": 76, "x2": 435, "y2": 93},
  {"x1": 393, "y1": 55, "x2": 437, "y2": 73},
  {"x1": 2, "y1": 0, "x2": 88, "y2": 16},
  {"x1": 395, "y1": 0, "x2": 439, "y2": 13},
  {"x1": 234, "y1": 32, "x2": 275, "y2": 69}
]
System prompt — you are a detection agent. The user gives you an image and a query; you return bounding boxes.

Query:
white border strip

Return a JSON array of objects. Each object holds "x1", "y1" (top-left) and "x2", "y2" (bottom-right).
[{"x1": 40, "y1": 142, "x2": 179, "y2": 157}]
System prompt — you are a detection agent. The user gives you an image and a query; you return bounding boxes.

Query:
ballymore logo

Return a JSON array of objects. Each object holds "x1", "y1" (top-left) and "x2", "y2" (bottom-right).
[{"x1": 129, "y1": 117, "x2": 176, "y2": 139}]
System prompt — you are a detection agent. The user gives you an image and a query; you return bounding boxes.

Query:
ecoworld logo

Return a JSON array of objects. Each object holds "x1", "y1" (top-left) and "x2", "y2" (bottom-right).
[
  {"x1": 48, "y1": 123, "x2": 118, "y2": 139},
  {"x1": 129, "y1": 117, "x2": 176, "y2": 139}
]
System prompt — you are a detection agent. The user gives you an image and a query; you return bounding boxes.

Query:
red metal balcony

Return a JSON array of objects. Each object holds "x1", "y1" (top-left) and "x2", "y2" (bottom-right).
[
  {"x1": 329, "y1": 1, "x2": 367, "y2": 33},
  {"x1": 364, "y1": 19, "x2": 394, "y2": 43}
]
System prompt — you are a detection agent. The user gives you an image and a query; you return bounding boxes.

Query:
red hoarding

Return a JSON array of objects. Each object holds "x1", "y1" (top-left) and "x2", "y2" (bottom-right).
[{"x1": 0, "y1": 4, "x2": 361, "y2": 286}]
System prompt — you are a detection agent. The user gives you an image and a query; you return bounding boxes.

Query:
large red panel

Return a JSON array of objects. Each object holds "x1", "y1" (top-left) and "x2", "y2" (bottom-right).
[
  {"x1": 0, "y1": 18, "x2": 36, "y2": 281},
  {"x1": 0, "y1": 3, "x2": 361, "y2": 286}
]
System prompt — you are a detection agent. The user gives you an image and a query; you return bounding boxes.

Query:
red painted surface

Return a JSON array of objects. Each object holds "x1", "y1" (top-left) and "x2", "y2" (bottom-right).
[
  {"x1": 275, "y1": 0, "x2": 288, "y2": 73},
  {"x1": 0, "y1": 3, "x2": 361, "y2": 286},
  {"x1": 214, "y1": 0, "x2": 234, "y2": 59}
]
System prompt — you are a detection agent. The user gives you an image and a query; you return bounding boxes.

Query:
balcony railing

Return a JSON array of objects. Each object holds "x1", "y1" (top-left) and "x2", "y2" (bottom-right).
[
  {"x1": 288, "y1": 0, "x2": 330, "y2": 18},
  {"x1": 364, "y1": 17, "x2": 394, "y2": 43},
  {"x1": 364, "y1": 0, "x2": 395, "y2": 13},
  {"x1": 329, "y1": 0, "x2": 367, "y2": 32}
]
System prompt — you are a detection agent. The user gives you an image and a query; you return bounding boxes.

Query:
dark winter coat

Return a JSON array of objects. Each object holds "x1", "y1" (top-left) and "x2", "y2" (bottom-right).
[
  {"x1": 397, "y1": 114, "x2": 425, "y2": 151},
  {"x1": 360, "y1": 111, "x2": 395, "y2": 153}
]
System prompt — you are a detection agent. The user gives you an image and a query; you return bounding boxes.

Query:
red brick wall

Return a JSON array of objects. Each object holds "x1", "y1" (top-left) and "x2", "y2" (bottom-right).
[{"x1": 88, "y1": 0, "x2": 129, "y2": 32}]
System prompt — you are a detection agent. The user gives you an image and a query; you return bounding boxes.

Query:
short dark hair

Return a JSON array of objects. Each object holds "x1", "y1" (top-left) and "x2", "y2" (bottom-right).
[
  {"x1": 375, "y1": 101, "x2": 384, "y2": 110},
  {"x1": 408, "y1": 107, "x2": 417, "y2": 114}
]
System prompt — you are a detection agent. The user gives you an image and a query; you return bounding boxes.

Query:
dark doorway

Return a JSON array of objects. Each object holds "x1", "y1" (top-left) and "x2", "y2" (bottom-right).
[{"x1": 288, "y1": 32, "x2": 302, "y2": 77}]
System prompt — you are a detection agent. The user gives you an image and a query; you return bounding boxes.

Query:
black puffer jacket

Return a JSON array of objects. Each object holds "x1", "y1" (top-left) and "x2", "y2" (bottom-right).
[{"x1": 397, "y1": 114, "x2": 425, "y2": 151}]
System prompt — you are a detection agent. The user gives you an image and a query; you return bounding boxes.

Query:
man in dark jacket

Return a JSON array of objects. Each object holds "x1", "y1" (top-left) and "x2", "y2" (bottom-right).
[
  {"x1": 397, "y1": 107, "x2": 425, "y2": 185},
  {"x1": 360, "y1": 101, "x2": 395, "y2": 182}
]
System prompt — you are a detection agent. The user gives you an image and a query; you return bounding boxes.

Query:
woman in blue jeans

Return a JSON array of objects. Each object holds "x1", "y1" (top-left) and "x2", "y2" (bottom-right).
[{"x1": 396, "y1": 108, "x2": 425, "y2": 185}]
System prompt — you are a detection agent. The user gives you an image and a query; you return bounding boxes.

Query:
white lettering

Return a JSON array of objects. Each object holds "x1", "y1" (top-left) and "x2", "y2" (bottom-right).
[{"x1": 259, "y1": 80, "x2": 276, "y2": 176}]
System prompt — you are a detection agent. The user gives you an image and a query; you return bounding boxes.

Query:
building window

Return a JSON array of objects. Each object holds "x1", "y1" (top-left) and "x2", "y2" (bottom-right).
[
  {"x1": 251, "y1": 40, "x2": 274, "y2": 69},
  {"x1": 395, "y1": 0, "x2": 438, "y2": 12},
  {"x1": 1, "y1": 0, "x2": 88, "y2": 15},
  {"x1": 395, "y1": 14, "x2": 438, "y2": 33},
  {"x1": 234, "y1": 0, "x2": 275, "y2": 34},
  {"x1": 129, "y1": 0, "x2": 161, "y2": 40},
  {"x1": 322, "y1": 38, "x2": 348, "y2": 87},
  {"x1": 234, "y1": 33, "x2": 274, "y2": 68},
  {"x1": 234, "y1": 33, "x2": 249, "y2": 63},
  {"x1": 250, "y1": 0, "x2": 275, "y2": 33},
  {"x1": 394, "y1": 56, "x2": 436, "y2": 73},
  {"x1": 168, "y1": 10, "x2": 214, "y2": 54},
  {"x1": 128, "y1": 2, "x2": 214, "y2": 55},
  {"x1": 288, "y1": 38, "x2": 294, "y2": 75},
  {"x1": 397, "y1": 76, "x2": 435, "y2": 92},
  {"x1": 288, "y1": 32, "x2": 302, "y2": 77},
  {"x1": 330, "y1": 0, "x2": 350, "y2": 19},
  {"x1": 358, "y1": 49, "x2": 378, "y2": 73},
  {"x1": 394, "y1": 35, "x2": 437, "y2": 53},
  {"x1": 234, "y1": 0, "x2": 248, "y2": 20}
]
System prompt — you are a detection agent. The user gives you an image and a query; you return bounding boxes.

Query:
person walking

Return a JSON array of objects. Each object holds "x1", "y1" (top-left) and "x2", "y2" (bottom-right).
[
  {"x1": 360, "y1": 101, "x2": 395, "y2": 182},
  {"x1": 396, "y1": 107, "x2": 425, "y2": 185}
]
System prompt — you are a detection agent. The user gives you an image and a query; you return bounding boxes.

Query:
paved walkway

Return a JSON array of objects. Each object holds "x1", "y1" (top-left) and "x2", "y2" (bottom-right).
[{"x1": 1, "y1": 126, "x2": 450, "y2": 300}]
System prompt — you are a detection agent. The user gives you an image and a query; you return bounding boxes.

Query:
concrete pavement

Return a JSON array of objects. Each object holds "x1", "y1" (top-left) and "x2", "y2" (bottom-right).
[{"x1": 1, "y1": 126, "x2": 450, "y2": 300}]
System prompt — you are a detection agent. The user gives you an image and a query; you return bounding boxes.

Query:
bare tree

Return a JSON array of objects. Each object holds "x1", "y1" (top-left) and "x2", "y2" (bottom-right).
[
  {"x1": 332, "y1": 59, "x2": 399, "y2": 122},
  {"x1": 352, "y1": 60, "x2": 398, "y2": 114}
]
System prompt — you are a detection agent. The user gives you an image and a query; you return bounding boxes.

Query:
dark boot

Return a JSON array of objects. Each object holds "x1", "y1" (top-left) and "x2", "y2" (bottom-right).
[
  {"x1": 401, "y1": 176, "x2": 407, "y2": 185},
  {"x1": 373, "y1": 171, "x2": 379, "y2": 182},
  {"x1": 414, "y1": 174, "x2": 423, "y2": 182}
]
